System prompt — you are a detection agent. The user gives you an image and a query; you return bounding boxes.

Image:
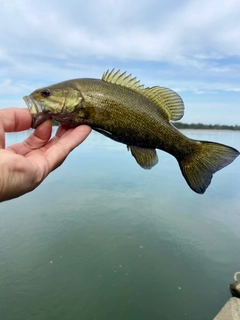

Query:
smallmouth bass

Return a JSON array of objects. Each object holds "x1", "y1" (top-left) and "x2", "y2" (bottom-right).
[{"x1": 23, "y1": 69, "x2": 239, "y2": 194}]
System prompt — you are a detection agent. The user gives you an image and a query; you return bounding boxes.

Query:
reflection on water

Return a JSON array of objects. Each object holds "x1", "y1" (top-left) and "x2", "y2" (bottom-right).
[{"x1": 1, "y1": 129, "x2": 240, "y2": 320}]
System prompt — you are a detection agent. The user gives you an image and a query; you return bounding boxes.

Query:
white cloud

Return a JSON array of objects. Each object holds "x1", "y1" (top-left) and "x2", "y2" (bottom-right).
[
  {"x1": 0, "y1": 0, "x2": 239, "y2": 124},
  {"x1": 0, "y1": 79, "x2": 31, "y2": 94},
  {"x1": 226, "y1": 88, "x2": 240, "y2": 92},
  {"x1": 1, "y1": 0, "x2": 240, "y2": 61}
]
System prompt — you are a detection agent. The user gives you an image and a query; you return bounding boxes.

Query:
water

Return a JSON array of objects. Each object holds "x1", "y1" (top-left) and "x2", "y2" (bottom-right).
[{"x1": 0, "y1": 129, "x2": 240, "y2": 320}]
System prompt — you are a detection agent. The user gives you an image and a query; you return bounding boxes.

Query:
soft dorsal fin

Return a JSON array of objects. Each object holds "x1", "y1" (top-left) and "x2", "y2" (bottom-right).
[
  {"x1": 143, "y1": 86, "x2": 184, "y2": 121},
  {"x1": 102, "y1": 69, "x2": 184, "y2": 121}
]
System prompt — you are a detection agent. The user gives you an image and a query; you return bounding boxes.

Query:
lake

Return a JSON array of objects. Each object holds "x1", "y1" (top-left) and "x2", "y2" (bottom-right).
[{"x1": 1, "y1": 129, "x2": 240, "y2": 320}]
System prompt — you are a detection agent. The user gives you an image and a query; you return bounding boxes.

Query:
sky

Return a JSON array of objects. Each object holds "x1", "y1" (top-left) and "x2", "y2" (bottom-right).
[{"x1": 0, "y1": 0, "x2": 240, "y2": 124}]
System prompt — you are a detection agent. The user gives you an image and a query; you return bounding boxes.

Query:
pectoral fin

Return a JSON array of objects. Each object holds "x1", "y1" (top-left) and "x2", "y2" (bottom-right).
[{"x1": 128, "y1": 146, "x2": 158, "y2": 169}]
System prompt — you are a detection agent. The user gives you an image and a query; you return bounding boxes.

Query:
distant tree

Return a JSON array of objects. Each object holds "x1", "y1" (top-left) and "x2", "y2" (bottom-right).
[{"x1": 173, "y1": 122, "x2": 240, "y2": 130}]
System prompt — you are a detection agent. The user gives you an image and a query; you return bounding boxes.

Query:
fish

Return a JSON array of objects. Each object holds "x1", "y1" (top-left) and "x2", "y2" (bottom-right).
[{"x1": 23, "y1": 69, "x2": 239, "y2": 194}]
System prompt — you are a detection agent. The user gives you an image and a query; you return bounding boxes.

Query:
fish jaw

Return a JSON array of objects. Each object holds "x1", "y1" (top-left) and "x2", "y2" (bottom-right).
[{"x1": 23, "y1": 96, "x2": 51, "y2": 128}]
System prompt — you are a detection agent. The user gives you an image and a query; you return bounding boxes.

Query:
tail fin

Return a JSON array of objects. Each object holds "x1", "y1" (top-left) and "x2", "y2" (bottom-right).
[{"x1": 178, "y1": 141, "x2": 239, "y2": 194}]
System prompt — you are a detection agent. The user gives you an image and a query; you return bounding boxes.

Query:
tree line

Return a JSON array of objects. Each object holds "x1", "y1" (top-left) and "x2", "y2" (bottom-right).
[{"x1": 173, "y1": 122, "x2": 240, "y2": 131}]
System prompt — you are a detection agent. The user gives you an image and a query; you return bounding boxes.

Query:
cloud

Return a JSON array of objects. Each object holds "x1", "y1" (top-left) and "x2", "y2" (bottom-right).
[
  {"x1": 0, "y1": 0, "x2": 239, "y2": 124},
  {"x1": 1, "y1": 0, "x2": 240, "y2": 61},
  {"x1": 0, "y1": 79, "x2": 32, "y2": 94}
]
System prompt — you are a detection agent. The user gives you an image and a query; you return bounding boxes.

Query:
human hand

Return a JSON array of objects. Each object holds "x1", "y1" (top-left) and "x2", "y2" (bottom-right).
[{"x1": 0, "y1": 108, "x2": 91, "y2": 202}]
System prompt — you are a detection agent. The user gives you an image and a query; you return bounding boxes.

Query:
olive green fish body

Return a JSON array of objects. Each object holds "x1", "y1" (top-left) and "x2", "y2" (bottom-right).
[
  {"x1": 63, "y1": 79, "x2": 187, "y2": 152},
  {"x1": 23, "y1": 69, "x2": 239, "y2": 194}
]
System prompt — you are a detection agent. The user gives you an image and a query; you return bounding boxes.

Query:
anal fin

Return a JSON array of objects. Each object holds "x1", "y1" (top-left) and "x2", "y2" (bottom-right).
[{"x1": 128, "y1": 146, "x2": 158, "y2": 169}]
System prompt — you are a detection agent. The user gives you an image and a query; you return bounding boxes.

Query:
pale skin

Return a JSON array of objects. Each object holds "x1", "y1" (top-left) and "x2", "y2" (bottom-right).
[{"x1": 0, "y1": 108, "x2": 92, "y2": 202}]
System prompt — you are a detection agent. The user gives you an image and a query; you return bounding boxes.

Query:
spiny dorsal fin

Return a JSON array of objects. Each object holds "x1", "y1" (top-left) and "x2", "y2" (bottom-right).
[
  {"x1": 102, "y1": 69, "x2": 145, "y2": 92},
  {"x1": 102, "y1": 69, "x2": 184, "y2": 121}
]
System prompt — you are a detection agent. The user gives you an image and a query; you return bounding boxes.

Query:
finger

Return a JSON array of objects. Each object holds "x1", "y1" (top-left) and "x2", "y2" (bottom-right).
[
  {"x1": 30, "y1": 124, "x2": 73, "y2": 153},
  {"x1": 0, "y1": 108, "x2": 32, "y2": 149},
  {"x1": 0, "y1": 108, "x2": 32, "y2": 132},
  {"x1": 6, "y1": 119, "x2": 53, "y2": 155},
  {"x1": 0, "y1": 127, "x2": 5, "y2": 149},
  {"x1": 35, "y1": 124, "x2": 91, "y2": 154},
  {"x1": 55, "y1": 123, "x2": 71, "y2": 138},
  {"x1": 43, "y1": 125, "x2": 91, "y2": 171}
]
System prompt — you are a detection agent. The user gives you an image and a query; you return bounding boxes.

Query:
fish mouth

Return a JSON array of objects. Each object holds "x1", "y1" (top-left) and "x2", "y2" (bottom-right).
[{"x1": 23, "y1": 96, "x2": 51, "y2": 129}]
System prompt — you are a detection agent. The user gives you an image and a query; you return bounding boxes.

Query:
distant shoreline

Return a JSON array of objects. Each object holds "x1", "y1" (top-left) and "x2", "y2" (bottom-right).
[
  {"x1": 178, "y1": 129, "x2": 238, "y2": 132},
  {"x1": 173, "y1": 123, "x2": 240, "y2": 131}
]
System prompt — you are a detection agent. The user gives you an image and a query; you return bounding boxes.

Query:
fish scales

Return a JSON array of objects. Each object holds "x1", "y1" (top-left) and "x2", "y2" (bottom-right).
[
  {"x1": 77, "y1": 80, "x2": 178, "y2": 147},
  {"x1": 23, "y1": 69, "x2": 239, "y2": 194}
]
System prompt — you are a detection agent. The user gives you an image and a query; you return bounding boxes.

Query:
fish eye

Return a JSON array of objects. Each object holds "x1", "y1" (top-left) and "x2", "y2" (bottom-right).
[{"x1": 41, "y1": 89, "x2": 51, "y2": 97}]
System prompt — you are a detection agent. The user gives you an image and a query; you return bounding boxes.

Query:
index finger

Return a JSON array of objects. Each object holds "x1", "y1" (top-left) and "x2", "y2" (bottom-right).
[
  {"x1": 43, "y1": 125, "x2": 91, "y2": 171},
  {"x1": 0, "y1": 108, "x2": 32, "y2": 132}
]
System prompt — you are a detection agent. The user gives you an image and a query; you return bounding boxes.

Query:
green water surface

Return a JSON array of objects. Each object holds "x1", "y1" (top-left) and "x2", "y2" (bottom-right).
[{"x1": 1, "y1": 130, "x2": 240, "y2": 320}]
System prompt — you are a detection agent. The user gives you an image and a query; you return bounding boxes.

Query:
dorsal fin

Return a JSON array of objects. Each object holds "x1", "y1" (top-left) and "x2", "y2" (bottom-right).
[
  {"x1": 102, "y1": 69, "x2": 184, "y2": 121},
  {"x1": 102, "y1": 69, "x2": 145, "y2": 92},
  {"x1": 143, "y1": 86, "x2": 184, "y2": 121}
]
